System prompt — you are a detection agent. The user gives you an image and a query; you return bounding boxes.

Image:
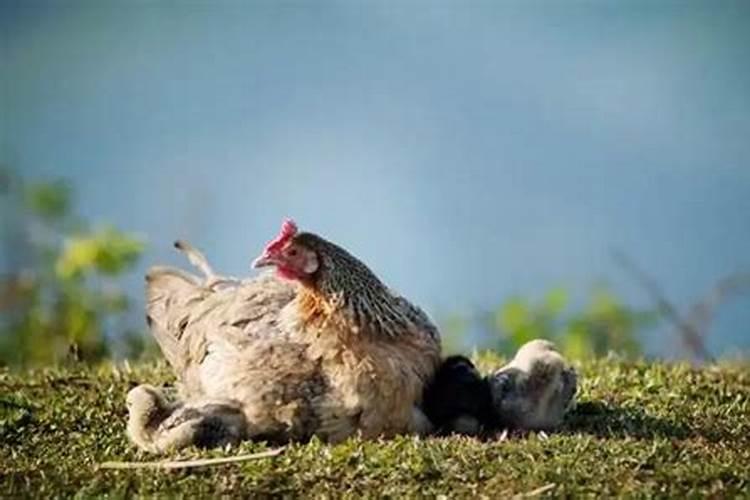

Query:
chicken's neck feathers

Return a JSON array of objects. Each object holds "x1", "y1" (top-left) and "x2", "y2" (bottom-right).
[{"x1": 293, "y1": 233, "x2": 410, "y2": 339}]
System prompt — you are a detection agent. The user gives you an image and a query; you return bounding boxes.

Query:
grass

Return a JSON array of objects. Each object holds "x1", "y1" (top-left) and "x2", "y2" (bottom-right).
[{"x1": 1, "y1": 355, "x2": 749, "y2": 498}]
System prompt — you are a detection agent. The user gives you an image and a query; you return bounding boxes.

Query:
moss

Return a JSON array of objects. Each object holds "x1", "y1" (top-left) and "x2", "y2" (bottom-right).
[{"x1": 1, "y1": 357, "x2": 748, "y2": 497}]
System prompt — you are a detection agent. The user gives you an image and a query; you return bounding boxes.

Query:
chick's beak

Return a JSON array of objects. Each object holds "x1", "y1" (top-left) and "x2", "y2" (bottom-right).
[{"x1": 252, "y1": 252, "x2": 276, "y2": 269}]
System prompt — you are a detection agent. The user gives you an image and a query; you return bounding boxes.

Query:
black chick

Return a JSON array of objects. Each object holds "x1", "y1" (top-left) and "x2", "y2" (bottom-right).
[{"x1": 421, "y1": 355, "x2": 495, "y2": 435}]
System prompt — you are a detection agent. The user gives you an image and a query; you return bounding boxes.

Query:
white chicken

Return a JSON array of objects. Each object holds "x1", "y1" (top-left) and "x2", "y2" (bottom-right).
[{"x1": 127, "y1": 219, "x2": 441, "y2": 452}]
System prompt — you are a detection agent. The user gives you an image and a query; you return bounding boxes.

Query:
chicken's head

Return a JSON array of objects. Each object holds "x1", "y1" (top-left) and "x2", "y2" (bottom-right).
[{"x1": 252, "y1": 218, "x2": 319, "y2": 281}]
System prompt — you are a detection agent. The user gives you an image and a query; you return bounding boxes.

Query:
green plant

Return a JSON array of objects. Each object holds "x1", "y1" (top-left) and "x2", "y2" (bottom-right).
[
  {"x1": 0, "y1": 168, "x2": 146, "y2": 367},
  {"x1": 492, "y1": 286, "x2": 657, "y2": 359},
  {"x1": 441, "y1": 286, "x2": 658, "y2": 359}
]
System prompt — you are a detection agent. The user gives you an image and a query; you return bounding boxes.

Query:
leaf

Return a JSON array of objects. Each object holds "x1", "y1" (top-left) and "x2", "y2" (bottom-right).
[
  {"x1": 497, "y1": 297, "x2": 530, "y2": 333},
  {"x1": 560, "y1": 325, "x2": 592, "y2": 360},
  {"x1": 24, "y1": 181, "x2": 71, "y2": 221},
  {"x1": 56, "y1": 237, "x2": 99, "y2": 279},
  {"x1": 56, "y1": 228, "x2": 144, "y2": 279},
  {"x1": 91, "y1": 228, "x2": 144, "y2": 275},
  {"x1": 543, "y1": 287, "x2": 568, "y2": 315},
  {"x1": 589, "y1": 287, "x2": 620, "y2": 317}
]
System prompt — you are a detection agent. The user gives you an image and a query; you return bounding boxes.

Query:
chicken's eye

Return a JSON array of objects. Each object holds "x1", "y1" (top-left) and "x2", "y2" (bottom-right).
[{"x1": 288, "y1": 248, "x2": 298, "y2": 257}]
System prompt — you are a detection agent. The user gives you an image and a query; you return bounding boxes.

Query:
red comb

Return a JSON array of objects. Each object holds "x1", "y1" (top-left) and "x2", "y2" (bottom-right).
[{"x1": 264, "y1": 218, "x2": 298, "y2": 254}]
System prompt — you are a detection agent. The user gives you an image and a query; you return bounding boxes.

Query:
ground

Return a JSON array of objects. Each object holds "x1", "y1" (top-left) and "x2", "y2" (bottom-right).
[{"x1": 1, "y1": 355, "x2": 749, "y2": 498}]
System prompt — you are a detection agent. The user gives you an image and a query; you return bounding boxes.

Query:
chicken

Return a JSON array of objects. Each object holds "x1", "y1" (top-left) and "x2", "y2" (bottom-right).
[
  {"x1": 128, "y1": 219, "x2": 441, "y2": 451},
  {"x1": 421, "y1": 355, "x2": 493, "y2": 436},
  {"x1": 486, "y1": 339, "x2": 577, "y2": 430},
  {"x1": 421, "y1": 340, "x2": 577, "y2": 435}
]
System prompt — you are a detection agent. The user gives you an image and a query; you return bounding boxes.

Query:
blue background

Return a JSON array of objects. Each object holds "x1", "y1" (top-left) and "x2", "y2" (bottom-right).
[{"x1": 3, "y1": 1, "x2": 749, "y2": 356}]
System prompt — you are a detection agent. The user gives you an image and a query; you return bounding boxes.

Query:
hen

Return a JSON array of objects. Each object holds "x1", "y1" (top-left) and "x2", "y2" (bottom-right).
[{"x1": 128, "y1": 219, "x2": 441, "y2": 451}]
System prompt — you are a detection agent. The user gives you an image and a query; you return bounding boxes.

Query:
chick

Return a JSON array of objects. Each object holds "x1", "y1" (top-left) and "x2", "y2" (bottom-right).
[
  {"x1": 486, "y1": 339, "x2": 577, "y2": 431},
  {"x1": 422, "y1": 355, "x2": 494, "y2": 435},
  {"x1": 126, "y1": 385, "x2": 247, "y2": 453}
]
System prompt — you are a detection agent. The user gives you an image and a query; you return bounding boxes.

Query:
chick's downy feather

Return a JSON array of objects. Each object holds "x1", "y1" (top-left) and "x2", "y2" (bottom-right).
[{"x1": 486, "y1": 339, "x2": 577, "y2": 430}]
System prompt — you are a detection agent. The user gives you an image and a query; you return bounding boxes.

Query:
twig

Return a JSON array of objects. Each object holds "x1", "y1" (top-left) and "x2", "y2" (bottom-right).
[
  {"x1": 611, "y1": 250, "x2": 714, "y2": 363},
  {"x1": 686, "y1": 274, "x2": 750, "y2": 338},
  {"x1": 97, "y1": 447, "x2": 286, "y2": 470},
  {"x1": 513, "y1": 483, "x2": 556, "y2": 498}
]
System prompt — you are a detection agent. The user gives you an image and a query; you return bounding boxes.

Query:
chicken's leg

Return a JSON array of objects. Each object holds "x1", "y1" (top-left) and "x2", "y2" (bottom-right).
[{"x1": 126, "y1": 385, "x2": 248, "y2": 453}]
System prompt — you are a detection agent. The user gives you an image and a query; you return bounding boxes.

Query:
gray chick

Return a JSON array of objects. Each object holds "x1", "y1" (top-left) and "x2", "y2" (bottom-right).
[
  {"x1": 126, "y1": 384, "x2": 247, "y2": 454},
  {"x1": 486, "y1": 339, "x2": 577, "y2": 431}
]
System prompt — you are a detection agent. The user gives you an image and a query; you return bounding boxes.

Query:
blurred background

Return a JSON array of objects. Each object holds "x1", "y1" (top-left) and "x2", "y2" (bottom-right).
[{"x1": 2, "y1": 1, "x2": 749, "y2": 367}]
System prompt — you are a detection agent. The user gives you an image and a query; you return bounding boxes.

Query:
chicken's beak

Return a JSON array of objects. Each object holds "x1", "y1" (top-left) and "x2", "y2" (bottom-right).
[{"x1": 252, "y1": 252, "x2": 275, "y2": 269}]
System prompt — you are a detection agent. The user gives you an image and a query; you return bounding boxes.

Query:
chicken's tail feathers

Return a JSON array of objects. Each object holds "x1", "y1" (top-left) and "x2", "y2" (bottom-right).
[
  {"x1": 145, "y1": 265, "x2": 205, "y2": 374},
  {"x1": 146, "y1": 265, "x2": 202, "y2": 288},
  {"x1": 173, "y1": 240, "x2": 216, "y2": 279}
]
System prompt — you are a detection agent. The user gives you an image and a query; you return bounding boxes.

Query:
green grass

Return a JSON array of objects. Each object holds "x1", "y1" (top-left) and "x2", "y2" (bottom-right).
[{"x1": 2, "y1": 356, "x2": 749, "y2": 498}]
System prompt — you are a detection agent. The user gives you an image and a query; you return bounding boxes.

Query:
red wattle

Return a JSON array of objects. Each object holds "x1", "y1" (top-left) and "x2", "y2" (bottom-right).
[{"x1": 276, "y1": 266, "x2": 299, "y2": 281}]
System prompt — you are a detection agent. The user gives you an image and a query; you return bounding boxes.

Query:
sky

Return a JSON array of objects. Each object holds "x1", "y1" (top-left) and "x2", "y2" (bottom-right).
[{"x1": 2, "y1": 0, "x2": 750, "y2": 356}]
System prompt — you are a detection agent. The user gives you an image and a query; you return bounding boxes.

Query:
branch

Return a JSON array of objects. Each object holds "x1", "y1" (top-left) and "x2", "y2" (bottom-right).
[
  {"x1": 97, "y1": 446, "x2": 285, "y2": 470},
  {"x1": 611, "y1": 250, "x2": 714, "y2": 363},
  {"x1": 513, "y1": 483, "x2": 556, "y2": 499},
  {"x1": 686, "y1": 273, "x2": 750, "y2": 338}
]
